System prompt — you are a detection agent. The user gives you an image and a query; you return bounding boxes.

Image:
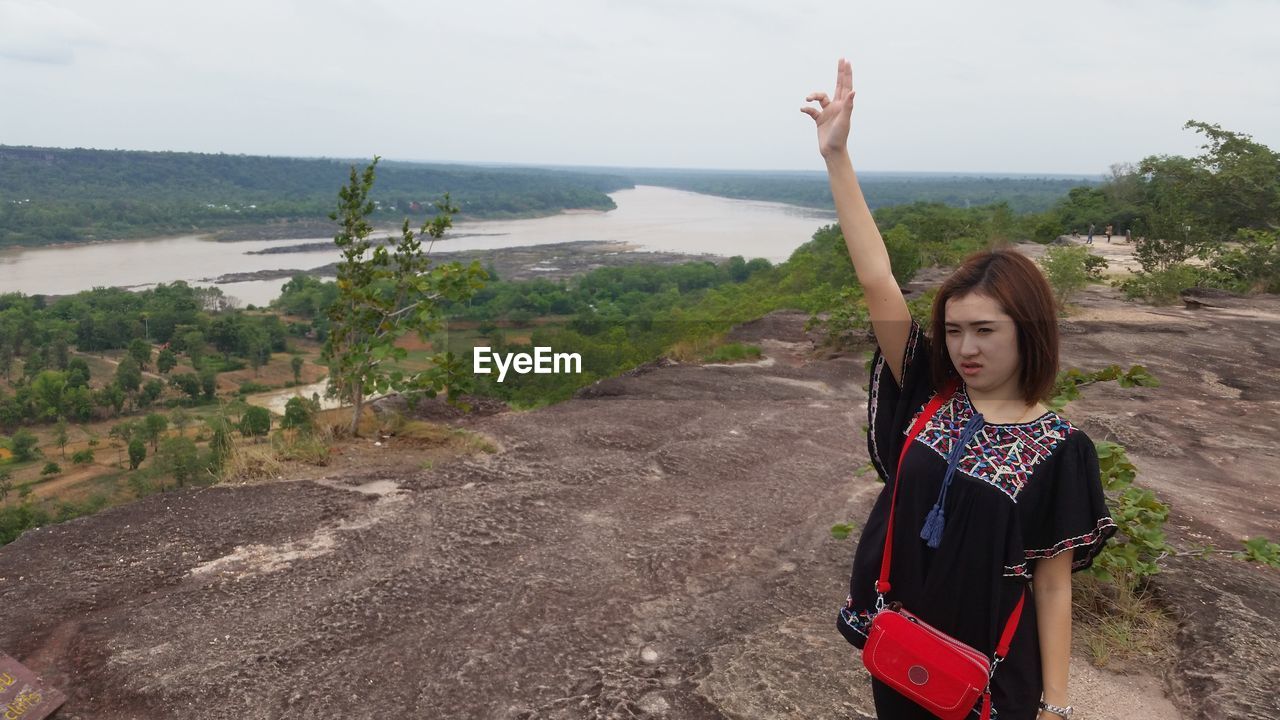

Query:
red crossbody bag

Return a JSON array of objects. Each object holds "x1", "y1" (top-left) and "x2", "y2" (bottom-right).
[{"x1": 861, "y1": 379, "x2": 1026, "y2": 720}]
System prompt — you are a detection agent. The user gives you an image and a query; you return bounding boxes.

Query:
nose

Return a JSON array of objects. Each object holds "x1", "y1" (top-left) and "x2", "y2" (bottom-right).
[{"x1": 959, "y1": 332, "x2": 980, "y2": 358}]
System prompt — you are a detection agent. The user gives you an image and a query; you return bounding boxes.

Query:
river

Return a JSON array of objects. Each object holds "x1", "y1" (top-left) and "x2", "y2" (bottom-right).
[{"x1": 0, "y1": 186, "x2": 834, "y2": 306}]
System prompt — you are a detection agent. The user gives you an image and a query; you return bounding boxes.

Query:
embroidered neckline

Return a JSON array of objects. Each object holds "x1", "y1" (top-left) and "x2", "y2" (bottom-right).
[{"x1": 959, "y1": 383, "x2": 1054, "y2": 427}]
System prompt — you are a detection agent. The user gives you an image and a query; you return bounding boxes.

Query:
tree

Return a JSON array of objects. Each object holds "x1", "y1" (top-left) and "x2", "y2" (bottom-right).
[
  {"x1": 140, "y1": 378, "x2": 164, "y2": 407},
  {"x1": 238, "y1": 405, "x2": 271, "y2": 441},
  {"x1": 170, "y1": 372, "x2": 202, "y2": 401},
  {"x1": 97, "y1": 382, "x2": 126, "y2": 416},
  {"x1": 157, "y1": 348, "x2": 177, "y2": 374},
  {"x1": 170, "y1": 408, "x2": 191, "y2": 436},
  {"x1": 281, "y1": 395, "x2": 317, "y2": 433},
  {"x1": 66, "y1": 357, "x2": 91, "y2": 388},
  {"x1": 109, "y1": 422, "x2": 133, "y2": 466},
  {"x1": 10, "y1": 429, "x2": 39, "y2": 462},
  {"x1": 0, "y1": 469, "x2": 12, "y2": 502},
  {"x1": 128, "y1": 438, "x2": 146, "y2": 470},
  {"x1": 200, "y1": 368, "x2": 218, "y2": 401},
  {"x1": 323, "y1": 158, "x2": 487, "y2": 435},
  {"x1": 142, "y1": 413, "x2": 169, "y2": 452},
  {"x1": 157, "y1": 436, "x2": 201, "y2": 487},
  {"x1": 291, "y1": 355, "x2": 304, "y2": 384},
  {"x1": 54, "y1": 417, "x2": 69, "y2": 457},
  {"x1": 128, "y1": 338, "x2": 152, "y2": 370},
  {"x1": 41, "y1": 461, "x2": 61, "y2": 477},
  {"x1": 116, "y1": 355, "x2": 142, "y2": 397}
]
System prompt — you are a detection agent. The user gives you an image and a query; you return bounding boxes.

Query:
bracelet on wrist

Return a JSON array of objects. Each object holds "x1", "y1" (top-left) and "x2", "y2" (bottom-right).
[{"x1": 1039, "y1": 699, "x2": 1073, "y2": 718}]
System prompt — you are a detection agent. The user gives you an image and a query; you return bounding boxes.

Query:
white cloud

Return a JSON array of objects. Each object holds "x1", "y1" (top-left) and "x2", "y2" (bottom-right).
[
  {"x1": 0, "y1": 0, "x2": 100, "y2": 64},
  {"x1": 0, "y1": 0, "x2": 1275, "y2": 173}
]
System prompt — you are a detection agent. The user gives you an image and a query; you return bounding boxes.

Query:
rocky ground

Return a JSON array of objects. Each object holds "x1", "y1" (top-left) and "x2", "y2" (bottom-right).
[{"x1": 2, "y1": 241, "x2": 1278, "y2": 719}]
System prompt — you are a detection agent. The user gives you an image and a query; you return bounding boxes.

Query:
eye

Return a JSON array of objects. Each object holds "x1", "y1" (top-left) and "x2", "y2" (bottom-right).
[{"x1": 978, "y1": 328, "x2": 992, "y2": 334}]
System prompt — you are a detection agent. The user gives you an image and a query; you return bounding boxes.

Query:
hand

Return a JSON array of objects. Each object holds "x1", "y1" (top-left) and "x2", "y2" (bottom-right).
[{"x1": 801, "y1": 57, "x2": 856, "y2": 159}]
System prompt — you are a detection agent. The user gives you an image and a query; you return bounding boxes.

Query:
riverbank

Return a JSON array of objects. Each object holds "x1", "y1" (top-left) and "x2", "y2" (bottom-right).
[{"x1": 210, "y1": 240, "x2": 730, "y2": 286}]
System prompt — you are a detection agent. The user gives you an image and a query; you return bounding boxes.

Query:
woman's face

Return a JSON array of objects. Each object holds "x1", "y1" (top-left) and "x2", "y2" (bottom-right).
[{"x1": 943, "y1": 291, "x2": 1022, "y2": 396}]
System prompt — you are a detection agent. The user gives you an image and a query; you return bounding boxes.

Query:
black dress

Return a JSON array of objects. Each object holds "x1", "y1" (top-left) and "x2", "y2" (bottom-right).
[{"x1": 837, "y1": 320, "x2": 1117, "y2": 719}]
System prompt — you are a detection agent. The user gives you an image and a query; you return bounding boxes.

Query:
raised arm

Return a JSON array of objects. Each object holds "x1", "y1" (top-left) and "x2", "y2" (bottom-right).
[{"x1": 802, "y1": 58, "x2": 913, "y2": 386}]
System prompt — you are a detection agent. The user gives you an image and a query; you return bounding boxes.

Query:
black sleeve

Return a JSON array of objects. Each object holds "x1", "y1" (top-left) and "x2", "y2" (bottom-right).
[
  {"x1": 866, "y1": 319, "x2": 937, "y2": 485},
  {"x1": 1022, "y1": 430, "x2": 1118, "y2": 572}
]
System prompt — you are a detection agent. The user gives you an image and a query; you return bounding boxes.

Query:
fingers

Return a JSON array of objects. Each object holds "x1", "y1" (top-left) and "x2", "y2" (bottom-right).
[
  {"x1": 805, "y1": 92, "x2": 830, "y2": 108},
  {"x1": 800, "y1": 106, "x2": 820, "y2": 122},
  {"x1": 834, "y1": 57, "x2": 855, "y2": 99}
]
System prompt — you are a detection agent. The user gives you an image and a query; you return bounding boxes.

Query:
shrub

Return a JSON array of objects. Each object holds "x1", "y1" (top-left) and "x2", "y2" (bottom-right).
[
  {"x1": 71, "y1": 449, "x2": 94, "y2": 464},
  {"x1": 1116, "y1": 263, "x2": 1209, "y2": 305},
  {"x1": 1041, "y1": 245, "x2": 1093, "y2": 312},
  {"x1": 703, "y1": 343, "x2": 763, "y2": 363},
  {"x1": 41, "y1": 461, "x2": 61, "y2": 477}
]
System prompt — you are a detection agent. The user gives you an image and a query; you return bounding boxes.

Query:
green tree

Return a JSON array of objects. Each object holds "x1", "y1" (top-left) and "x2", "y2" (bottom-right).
[
  {"x1": 10, "y1": 429, "x2": 39, "y2": 462},
  {"x1": 109, "y1": 422, "x2": 133, "y2": 466},
  {"x1": 142, "y1": 413, "x2": 169, "y2": 452},
  {"x1": 200, "y1": 368, "x2": 218, "y2": 401},
  {"x1": 290, "y1": 355, "x2": 304, "y2": 384},
  {"x1": 170, "y1": 372, "x2": 202, "y2": 401},
  {"x1": 0, "y1": 470, "x2": 12, "y2": 502},
  {"x1": 140, "y1": 378, "x2": 164, "y2": 407},
  {"x1": 238, "y1": 405, "x2": 271, "y2": 441},
  {"x1": 128, "y1": 338, "x2": 152, "y2": 370},
  {"x1": 157, "y1": 348, "x2": 177, "y2": 374},
  {"x1": 53, "y1": 417, "x2": 69, "y2": 458},
  {"x1": 170, "y1": 408, "x2": 190, "y2": 436},
  {"x1": 66, "y1": 357, "x2": 91, "y2": 388},
  {"x1": 323, "y1": 158, "x2": 487, "y2": 435},
  {"x1": 116, "y1": 355, "x2": 142, "y2": 397},
  {"x1": 157, "y1": 436, "x2": 201, "y2": 487},
  {"x1": 41, "y1": 461, "x2": 61, "y2": 477},
  {"x1": 127, "y1": 438, "x2": 146, "y2": 470},
  {"x1": 97, "y1": 382, "x2": 126, "y2": 416},
  {"x1": 281, "y1": 396, "x2": 316, "y2": 433}
]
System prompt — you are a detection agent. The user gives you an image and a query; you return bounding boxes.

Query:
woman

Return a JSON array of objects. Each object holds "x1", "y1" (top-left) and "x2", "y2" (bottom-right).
[{"x1": 802, "y1": 59, "x2": 1116, "y2": 719}]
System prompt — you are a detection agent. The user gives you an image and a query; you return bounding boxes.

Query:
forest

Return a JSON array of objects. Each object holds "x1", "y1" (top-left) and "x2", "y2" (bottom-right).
[{"x1": 0, "y1": 146, "x2": 631, "y2": 246}]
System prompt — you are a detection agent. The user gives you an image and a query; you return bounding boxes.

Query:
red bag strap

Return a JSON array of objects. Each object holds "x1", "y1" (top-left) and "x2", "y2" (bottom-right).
[
  {"x1": 876, "y1": 377, "x2": 959, "y2": 595},
  {"x1": 995, "y1": 591, "x2": 1025, "y2": 660},
  {"x1": 874, "y1": 376, "x2": 1027, "y2": 663}
]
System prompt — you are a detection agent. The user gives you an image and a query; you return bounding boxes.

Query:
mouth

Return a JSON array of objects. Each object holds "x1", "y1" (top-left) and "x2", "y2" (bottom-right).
[{"x1": 960, "y1": 363, "x2": 982, "y2": 373}]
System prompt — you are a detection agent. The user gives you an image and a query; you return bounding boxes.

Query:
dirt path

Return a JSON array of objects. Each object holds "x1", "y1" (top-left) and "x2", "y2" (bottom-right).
[{"x1": 0, "y1": 310, "x2": 1206, "y2": 719}]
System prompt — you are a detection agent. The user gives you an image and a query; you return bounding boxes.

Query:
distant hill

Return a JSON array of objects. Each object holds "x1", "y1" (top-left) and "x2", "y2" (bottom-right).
[
  {"x1": 0, "y1": 146, "x2": 633, "y2": 246},
  {"x1": 564, "y1": 166, "x2": 1099, "y2": 214}
]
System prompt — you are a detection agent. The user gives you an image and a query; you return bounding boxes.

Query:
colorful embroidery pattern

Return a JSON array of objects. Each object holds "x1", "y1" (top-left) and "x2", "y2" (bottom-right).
[
  {"x1": 1025, "y1": 517, "x2": 1119, "y2": 570},
  {"x1": 867, "y1": 321, "x2": 923, "y2": 480},
  {"x1": 1003, "y1": 562, "x2": 1031, "y2": 579},
  {"x1": 903, "y1": 386, "x2": 1075, "y2": 501}
]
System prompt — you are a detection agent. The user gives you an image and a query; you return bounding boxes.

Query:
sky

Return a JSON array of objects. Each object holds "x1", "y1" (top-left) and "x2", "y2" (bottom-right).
[{"x1": 0, "y1": 0, "x2": 1277, "y2": 175}]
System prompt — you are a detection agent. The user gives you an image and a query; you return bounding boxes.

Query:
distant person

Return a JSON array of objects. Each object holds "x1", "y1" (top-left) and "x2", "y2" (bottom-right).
[
  {"x1": 803, "y1": 57, "x2": 1111, "y2": 720},
  {"x1": 1105, "y1": 224, "x2": 1113, "y2": 243},
  {"x1": 1086, "y1": 223, "x2": 1095, "y2": 245},
  {"x1": 1126, "y1": 227, "x2": 1132, "y2": 244}
]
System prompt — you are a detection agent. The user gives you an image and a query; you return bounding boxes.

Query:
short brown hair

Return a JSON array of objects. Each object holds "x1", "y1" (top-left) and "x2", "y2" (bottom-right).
[{"x1": 928, "y1": 248, "x2": 1059, "y2": 403}]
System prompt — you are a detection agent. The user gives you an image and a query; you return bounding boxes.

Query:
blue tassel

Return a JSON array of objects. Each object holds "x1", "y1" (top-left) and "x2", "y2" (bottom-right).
[
  {"x1": 921, "y1": 504, "x2": 946, "y2": 548},
  {"x1": 919, "y1": 410, "x2": 985, "y2": 550}
]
